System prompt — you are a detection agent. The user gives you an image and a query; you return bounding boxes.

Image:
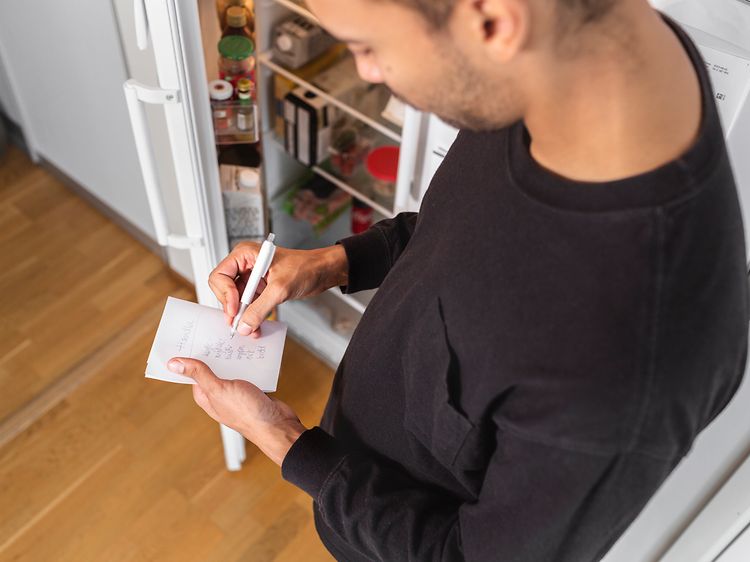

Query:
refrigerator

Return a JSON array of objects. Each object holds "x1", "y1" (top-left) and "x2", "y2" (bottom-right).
[
  {"x1": 119, "y1": 0, "x2": 750, "y2": 559},
  {"x1": 119, "y1": 0, "x2": 459, "y2": 474}
]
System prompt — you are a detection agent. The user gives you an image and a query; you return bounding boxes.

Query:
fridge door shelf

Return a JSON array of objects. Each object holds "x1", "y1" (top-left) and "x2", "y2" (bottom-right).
[{"x1": 212, "y1": 100, "x2": 260, "y2": 145}]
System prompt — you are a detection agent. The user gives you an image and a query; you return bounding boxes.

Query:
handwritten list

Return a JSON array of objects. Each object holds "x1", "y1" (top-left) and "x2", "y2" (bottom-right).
[{"x1": 145, "y1": 296, "x2": 287, "y2": 392}]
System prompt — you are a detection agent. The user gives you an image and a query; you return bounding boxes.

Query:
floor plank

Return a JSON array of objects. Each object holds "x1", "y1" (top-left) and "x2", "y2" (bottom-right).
[{"x1": 0, "y1": 147, "x2": 335, "y2": 561}]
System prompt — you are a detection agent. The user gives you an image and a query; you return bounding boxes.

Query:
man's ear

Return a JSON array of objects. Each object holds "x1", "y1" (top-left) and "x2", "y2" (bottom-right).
[{"x1": 452, "y1": 0, "x2": 531, "y2": 63}]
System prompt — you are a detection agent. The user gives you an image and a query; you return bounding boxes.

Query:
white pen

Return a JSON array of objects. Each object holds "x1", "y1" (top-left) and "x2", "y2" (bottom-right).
[{"x1": 230, "y1": 233, "x2": 276, "y2": 339}]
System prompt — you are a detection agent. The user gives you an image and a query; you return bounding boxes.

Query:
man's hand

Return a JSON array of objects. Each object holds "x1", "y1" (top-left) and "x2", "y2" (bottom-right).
[
  {"x1": 209, "y1": 243, "x2": 349, "y2": 338},
  {"x1": 168, "y1": 357, "x2": 306, "y2": 466}
]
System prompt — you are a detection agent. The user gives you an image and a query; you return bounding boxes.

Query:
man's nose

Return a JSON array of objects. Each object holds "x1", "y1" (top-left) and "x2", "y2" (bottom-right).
[{"x1": 355, "y1": 57, "x2": 384, "y2": 84}]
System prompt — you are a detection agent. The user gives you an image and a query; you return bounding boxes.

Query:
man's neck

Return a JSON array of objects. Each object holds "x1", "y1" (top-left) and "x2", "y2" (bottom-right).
[{"x1": 523, "y1": 5, "x2": 702, "y2": 183}]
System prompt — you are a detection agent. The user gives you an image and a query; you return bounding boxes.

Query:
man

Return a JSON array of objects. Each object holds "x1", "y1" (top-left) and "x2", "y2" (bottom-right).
[{"x1": 166, "y1": 0, "x2": 749, "y2": 559}]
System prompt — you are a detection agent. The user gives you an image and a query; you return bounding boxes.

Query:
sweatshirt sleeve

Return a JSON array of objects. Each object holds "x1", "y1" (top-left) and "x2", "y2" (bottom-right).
[
  {"x1": 281, "y1": 426, "x2": 672, "y2": 561},
  {"x1": 337, "y1": 212, "x2": 418, "y2": 293}
]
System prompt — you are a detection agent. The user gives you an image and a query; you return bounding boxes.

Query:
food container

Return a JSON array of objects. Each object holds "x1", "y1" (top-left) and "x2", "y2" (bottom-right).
[
  {"x1": 218, "y1": 35, "x2": 255, "y2": 86},
  {"x1": 209, "y1": 79, "x2": 234, "y2": 132},
  {"x1": 329, "y1": 126, "x2": 370, "y2": 178},
  {"x1": 365, "y1": 146, "x2": 399, "y2": 206}
]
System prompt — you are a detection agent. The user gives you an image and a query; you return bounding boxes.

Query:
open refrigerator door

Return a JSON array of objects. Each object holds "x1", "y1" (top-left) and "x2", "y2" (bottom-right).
[{"x1": 121, "y1": 0, "x2": 245, "y2": 471}]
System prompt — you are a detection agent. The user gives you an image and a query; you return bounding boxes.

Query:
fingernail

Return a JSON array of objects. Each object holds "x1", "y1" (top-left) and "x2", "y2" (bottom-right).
[
  {"x1": 238, "y1": 322, "x2": 252, "y2": 336},
  {"x1": 168, "y1": 359, "x2": 185, "y2": 374}
]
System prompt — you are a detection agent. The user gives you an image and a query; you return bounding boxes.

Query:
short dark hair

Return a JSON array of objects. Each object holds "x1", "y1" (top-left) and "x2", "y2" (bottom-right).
[{"x1": 375, "y1": 0, "x2": 618, "y2": 30}]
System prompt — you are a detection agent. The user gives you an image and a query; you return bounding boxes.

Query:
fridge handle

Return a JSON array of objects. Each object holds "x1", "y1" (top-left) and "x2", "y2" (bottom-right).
[
  {"x1": 134, "y1": 0, "x2": 149, "y2": 50},
  {"x1": 123, "y1": 79, "x2": 203, "y2": 250},
  {"x1": 394, "y1": 106, "x2": 423, "y2": 214}
]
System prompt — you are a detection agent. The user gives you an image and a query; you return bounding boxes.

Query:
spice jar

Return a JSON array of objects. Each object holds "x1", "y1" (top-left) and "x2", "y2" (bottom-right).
[{"x1": 209, "y1": 79, "x2": 234, "y2": 132}]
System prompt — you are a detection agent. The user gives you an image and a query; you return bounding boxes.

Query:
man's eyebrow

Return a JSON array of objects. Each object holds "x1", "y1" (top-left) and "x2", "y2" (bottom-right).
[{"x1": 327, "y1": 32, "x2": 366, "y2": 45}]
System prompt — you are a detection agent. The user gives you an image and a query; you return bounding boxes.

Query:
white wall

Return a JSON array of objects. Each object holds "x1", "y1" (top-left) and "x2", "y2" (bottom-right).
[{"x1": 0, "y1": 47, "x2": 22, "y2": 125}]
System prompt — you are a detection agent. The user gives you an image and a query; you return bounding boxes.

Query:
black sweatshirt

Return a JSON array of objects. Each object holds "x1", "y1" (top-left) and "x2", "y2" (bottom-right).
[{"x1": 281, "y1": 15, "x2": 749, "y2": 561}]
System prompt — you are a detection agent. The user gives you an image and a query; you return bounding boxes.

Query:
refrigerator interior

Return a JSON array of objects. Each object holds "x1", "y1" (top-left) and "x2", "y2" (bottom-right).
[{"x1": 195, "y1": 0, "x2": 415, "y2": 366}]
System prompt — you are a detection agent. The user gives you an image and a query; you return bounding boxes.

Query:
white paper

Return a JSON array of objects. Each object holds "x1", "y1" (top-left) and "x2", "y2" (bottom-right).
[{"x1": 145, "y1": 296, "x2": 287, "y2": 392}]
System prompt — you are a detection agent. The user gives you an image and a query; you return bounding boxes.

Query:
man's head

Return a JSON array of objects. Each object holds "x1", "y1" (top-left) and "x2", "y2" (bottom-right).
[{"x1": 306, "y1": 0, "x2": 623, "y2": 130}]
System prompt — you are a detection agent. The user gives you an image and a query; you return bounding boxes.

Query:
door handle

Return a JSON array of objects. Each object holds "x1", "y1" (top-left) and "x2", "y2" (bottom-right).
[
  {"x1": 123, "y1": 79, "x2": 203, "y2": 250},
  {"x1": 134, "y1": 0, "x2": 149, "y2": 50}
]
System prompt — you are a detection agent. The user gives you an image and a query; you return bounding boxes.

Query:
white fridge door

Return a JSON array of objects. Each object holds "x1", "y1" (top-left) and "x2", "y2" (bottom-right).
[
  {"x1": 122, "y1": 0, "x2": 247, "y2": 471},
  {"x1": 123, "y1": 0, "x2": 228, "y2": 305}
]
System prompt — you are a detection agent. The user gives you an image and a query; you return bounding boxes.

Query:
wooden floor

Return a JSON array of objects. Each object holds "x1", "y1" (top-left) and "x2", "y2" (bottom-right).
[{"x1": 0, "y1": 146, "x2": 336, "y2": 561}]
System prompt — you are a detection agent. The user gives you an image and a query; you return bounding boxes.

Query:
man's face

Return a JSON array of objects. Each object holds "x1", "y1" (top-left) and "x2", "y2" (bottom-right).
[{"x1": 305, "y1": 0, "x2": 526, "y2": 131}]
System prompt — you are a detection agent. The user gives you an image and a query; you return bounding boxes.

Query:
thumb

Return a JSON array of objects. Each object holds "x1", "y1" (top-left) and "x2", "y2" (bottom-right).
[
  {"x1": 237, "y1": 287, "x2": 280, "y2": 336},
  {"x1": 168, "y1": 358, "x2": 222, "y2": 394}
]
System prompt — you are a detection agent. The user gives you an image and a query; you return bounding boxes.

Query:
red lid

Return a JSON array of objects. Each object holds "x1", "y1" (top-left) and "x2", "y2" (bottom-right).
[{"x1": 366, "y1": 146, "x2": 399, "y2": 182}]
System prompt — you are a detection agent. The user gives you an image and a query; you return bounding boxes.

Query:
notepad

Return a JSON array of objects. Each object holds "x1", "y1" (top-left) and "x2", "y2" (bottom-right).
[{"x1": 145, "y1": 296, "x2": 287, "y2": 392}]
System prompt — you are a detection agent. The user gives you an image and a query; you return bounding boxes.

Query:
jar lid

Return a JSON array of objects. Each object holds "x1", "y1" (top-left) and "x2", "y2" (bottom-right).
[
  {"x1": 238, "y1": 168, "x2": 260, "y2": 189},
  {"x1": 218, "y1": 35, "x2": 254, "y2": 60},
  {"x1": 226, "y1": 6, "x2": 247, "y2": 27},
  {"x1": 208, "y1": 79, "x2": 233, "y2": 101},
  {"x1": 236, "y1": 77, "x2": 253, "y2": 91},
  {"x1": 366, "y1": 146, "x2": 399, "y2": 182}
]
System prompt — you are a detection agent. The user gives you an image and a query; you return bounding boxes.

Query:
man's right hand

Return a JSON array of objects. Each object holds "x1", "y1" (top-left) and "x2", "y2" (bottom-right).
[{"x1": 208, "y1": 242, "x2": 349, "y2": 338}]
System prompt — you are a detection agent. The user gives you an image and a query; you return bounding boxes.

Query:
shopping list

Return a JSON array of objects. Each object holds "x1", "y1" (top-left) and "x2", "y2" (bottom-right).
[{"x1": 145, "y1": 296, "x2": 287, "y2": 392}]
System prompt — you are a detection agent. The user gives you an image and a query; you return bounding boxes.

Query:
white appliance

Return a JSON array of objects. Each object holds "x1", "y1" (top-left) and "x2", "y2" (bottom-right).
[{"x1": 121, "y1": 0, "x2": 750, "y2": 559}]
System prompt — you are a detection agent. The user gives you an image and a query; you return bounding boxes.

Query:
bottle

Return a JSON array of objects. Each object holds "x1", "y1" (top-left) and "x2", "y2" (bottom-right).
[
  {"x1": 216, "y1": 0, "x2": 254, "y2": 30},
  {"x1": 351, "y1": 198, "x2": 373, "y2": 234},
  {"x1": 222, "y1": 5, "x2": 254, "y2": 40},
  {"x1": 236, "y1": 78, "x2": 258, "y2": 141}
]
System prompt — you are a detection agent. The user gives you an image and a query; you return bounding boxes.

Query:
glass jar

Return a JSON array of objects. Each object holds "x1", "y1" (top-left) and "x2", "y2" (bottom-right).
[
  {"x1": 218, "y1": 35, "x2": 255, "y2": 87},
  {"x1": 208, "y1": 79, "x2": 234, "y2": 132}
]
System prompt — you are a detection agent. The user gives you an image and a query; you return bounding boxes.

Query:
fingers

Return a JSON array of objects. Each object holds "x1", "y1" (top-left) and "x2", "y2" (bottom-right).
[
  {"x1": 168, "y1": 358, "x2": 222, "y2": 395},
  {"x1": 208, "y1": 256, "x2": 241, "y2": 318},
  {"x1": 208, "y1": 244, "x2": 260, "y2": 318},
  {"x1": 237, "y1": 285, "x2": 284, "y2": 336}
]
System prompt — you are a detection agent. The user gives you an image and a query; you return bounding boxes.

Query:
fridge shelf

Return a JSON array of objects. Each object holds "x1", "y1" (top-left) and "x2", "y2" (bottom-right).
[
  {"x1": 257, "y1": 50, "x2": 402, "y2": 143},
  {"x1": 270, "y1": 0, "x2": 319, "y2": 25},
  {"x1": 267, "y1": 132, "x2": 396, "y2": 218},
  {"x1": 279, "y1": 291, "x2": 362, "y2": 367},
  {"x1": 326, "y1": 287, "x2": 376, "y2": 315}
]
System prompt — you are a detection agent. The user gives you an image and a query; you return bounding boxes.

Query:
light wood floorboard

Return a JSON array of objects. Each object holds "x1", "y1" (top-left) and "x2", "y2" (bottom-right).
[{"x1": 0, "y1": 147, "x2": 336, "y2": 561}]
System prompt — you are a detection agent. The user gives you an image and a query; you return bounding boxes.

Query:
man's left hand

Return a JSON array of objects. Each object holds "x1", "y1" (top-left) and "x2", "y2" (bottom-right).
[{"x1": 167, "y1": 357, "x2": 306, "y2": 466}]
